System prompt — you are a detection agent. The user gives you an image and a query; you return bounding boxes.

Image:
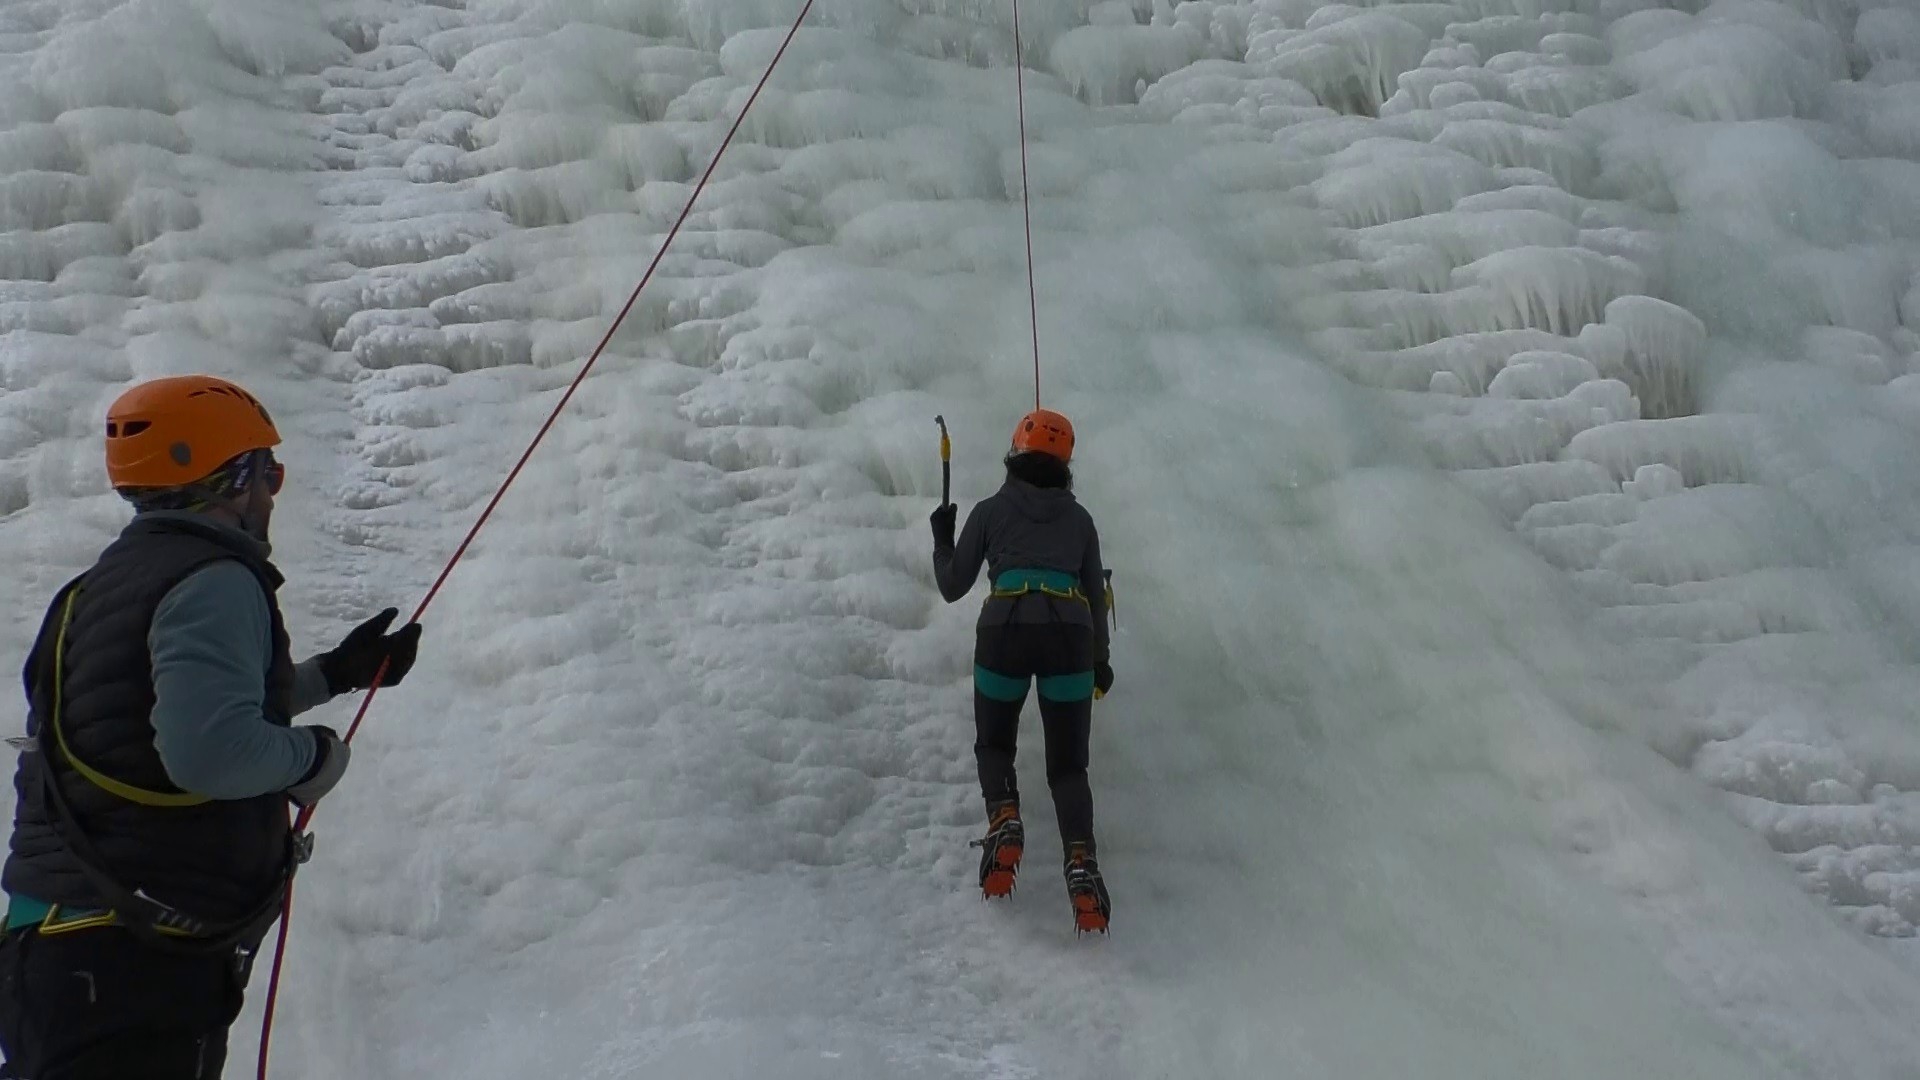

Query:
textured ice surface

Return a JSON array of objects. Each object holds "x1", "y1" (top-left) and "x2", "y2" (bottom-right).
[{"x1": 2, "y1": 0, "x2": 1920, "y2": 1078}]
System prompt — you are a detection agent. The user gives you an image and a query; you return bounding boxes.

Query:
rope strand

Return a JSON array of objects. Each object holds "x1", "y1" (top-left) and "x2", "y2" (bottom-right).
[
  {"x1": 1011, "y1": 0, "x2": 1040, "y2": 409},
  {"x1": 253, "y1": 2, "x2": 819, "y2": 1074}
]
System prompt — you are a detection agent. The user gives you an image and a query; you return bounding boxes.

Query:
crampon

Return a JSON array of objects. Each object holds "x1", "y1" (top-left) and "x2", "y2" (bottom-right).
[
  {"x1": 1064, "y1": 843, "x2": 1110, "y2": 935},
  {"x1": 969, "y1": 802, "x2": 1024, "y2": 899}
]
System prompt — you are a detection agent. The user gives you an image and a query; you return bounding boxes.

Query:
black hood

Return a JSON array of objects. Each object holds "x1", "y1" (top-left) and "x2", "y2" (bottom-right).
[{"x1": 999, "y1": 479, "x2": 1074, "y2": 523}]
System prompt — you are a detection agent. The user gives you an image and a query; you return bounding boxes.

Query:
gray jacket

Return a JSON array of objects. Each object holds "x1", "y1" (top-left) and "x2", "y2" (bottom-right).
[{"x1": 934, "y1": 480, "x2": 1109, "y2": 663}]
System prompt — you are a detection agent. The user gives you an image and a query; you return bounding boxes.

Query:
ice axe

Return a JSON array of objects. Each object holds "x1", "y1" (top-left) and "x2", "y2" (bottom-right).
[{"x1": 935, "y1": 415, "x2": 952, "y2": 508}]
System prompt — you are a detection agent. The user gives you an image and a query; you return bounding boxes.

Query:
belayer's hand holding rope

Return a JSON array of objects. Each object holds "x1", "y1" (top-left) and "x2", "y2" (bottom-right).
[{"x1": 284, "y1": 610, "x2": 422, "y2": 809}]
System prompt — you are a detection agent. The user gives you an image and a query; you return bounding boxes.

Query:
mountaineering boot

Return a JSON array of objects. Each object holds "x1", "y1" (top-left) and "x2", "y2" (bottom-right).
[
  {"x1": 1063, "y1": 842, "x2": 1110, "y2": 934},
  {"x1": 971, "y1": 801, "x2": 1024, "y2": 899}
]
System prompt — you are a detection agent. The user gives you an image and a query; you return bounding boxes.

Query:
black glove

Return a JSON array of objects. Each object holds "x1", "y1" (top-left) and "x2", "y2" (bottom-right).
[
  {"x1": 930, "y1": 503, "x2": 957, "y2": 549},
  {"x1": 287, "y1": 726, "x2": 349, "y2": 808},
  {"x1": 1094, "y1": 662, "x2": 1114, "y2": 698},
  {"x1": 318, "y1": 608, "x2": 422, "y2": 696}
]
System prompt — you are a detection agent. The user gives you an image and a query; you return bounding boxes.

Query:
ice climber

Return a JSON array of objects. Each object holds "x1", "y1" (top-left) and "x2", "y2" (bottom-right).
[
  {"x1": 0, "y1": 375, "x2": 422, "y2": 1079},
  {"x1": 932, "y1": 408, "x2": 1114, "y2": 933}
]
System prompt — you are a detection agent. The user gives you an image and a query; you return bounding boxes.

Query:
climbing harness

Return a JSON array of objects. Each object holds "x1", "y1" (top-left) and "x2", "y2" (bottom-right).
[
  {"x1": 254, "y1": 2, "x2": 822, "y2": 1075},
  {"x1": 990, "y1": 569, "x2": 1089, "y2": 605}
]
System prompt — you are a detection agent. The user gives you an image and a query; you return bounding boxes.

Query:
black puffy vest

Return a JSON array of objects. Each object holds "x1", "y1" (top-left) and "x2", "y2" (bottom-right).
[{"x1": 3, "y1": 515, "x2": 296, "y2": 926}]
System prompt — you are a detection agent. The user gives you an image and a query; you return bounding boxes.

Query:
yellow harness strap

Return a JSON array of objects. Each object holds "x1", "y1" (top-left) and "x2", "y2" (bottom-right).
[
  {"x1": 990, "y1": 582, "x2": 1088, "y2": 602},
  {"x1": 36, "y1": 903, "x2": 118, "y2": 936},
  {"x1": 50, "y1": 587, "x2": 211, "y2": 809}
]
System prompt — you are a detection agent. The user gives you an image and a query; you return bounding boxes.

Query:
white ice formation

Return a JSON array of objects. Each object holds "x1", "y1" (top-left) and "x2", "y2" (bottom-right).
[{"x1": 1, "y1": 0, "x2": 1919, "y2": 1077}]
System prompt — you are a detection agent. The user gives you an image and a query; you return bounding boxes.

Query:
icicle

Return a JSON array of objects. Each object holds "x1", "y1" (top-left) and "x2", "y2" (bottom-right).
[{"x1": 1600, "y1": 295, "x2": 1705, "y2": 420}]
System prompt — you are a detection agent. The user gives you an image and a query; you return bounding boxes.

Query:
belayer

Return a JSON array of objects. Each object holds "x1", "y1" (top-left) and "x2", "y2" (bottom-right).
[
  {"x1": 931, "y1": 409, "x2": 1113, "y2": 933},
  {"x1": 0, "y1": 376, "x2": 423, "y2": 1079}
]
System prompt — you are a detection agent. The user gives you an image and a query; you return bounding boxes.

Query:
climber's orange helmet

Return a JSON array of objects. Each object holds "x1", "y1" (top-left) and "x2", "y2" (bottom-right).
[
  {"x1": 1011, "y1": 408, "x2": 1073, "y2": 462},
  {"x1": 104, "y1": 376, "x2": 281, "y2": 490}
]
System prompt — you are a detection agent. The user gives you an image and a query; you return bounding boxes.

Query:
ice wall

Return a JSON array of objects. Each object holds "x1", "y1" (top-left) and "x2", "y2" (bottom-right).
[{"x1": 0, "y1": 1, "x2": 1918, "y2": 1078}]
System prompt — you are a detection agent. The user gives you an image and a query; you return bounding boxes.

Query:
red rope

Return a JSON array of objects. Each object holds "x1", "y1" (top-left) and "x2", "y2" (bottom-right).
[
  {"x1": 253, "y1": 3, "x2": 817, "y2": 1074},
  {"x1": 1011, "y1": 0, "x2": 1040, "y2": 410}
]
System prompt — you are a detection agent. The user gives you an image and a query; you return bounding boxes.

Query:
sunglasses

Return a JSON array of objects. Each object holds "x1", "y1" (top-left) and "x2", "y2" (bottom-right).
[{"x1": 234, "y1": 451, "x2": 286, "y2": 496}]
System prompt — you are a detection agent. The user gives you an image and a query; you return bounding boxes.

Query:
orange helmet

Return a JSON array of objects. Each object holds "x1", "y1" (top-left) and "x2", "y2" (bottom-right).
[
  {"x1": 1011, "y1": 408, "x2": 1074, "y2": 461},
  {"x1": 104, "y1": 375, "x2": 281, "y2": 489}
]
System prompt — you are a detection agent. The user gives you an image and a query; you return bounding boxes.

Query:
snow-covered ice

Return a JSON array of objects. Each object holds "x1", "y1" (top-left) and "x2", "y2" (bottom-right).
[{"x1": 3, "y1": 0, "x2": 1920, "y2": 1077}]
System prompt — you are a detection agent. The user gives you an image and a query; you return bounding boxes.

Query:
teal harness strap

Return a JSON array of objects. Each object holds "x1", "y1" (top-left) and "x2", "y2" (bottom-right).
[
  {"x1": 1037, "y1": 672, "x2": 1096, "y2": 702},
  {"x1": 5, "y1": 895, "x2": 52, "y2": 932},
  {"x1": 990, "y1": 569, "x2": 1086, "y2": 603},
  {"x1": 972, "y1": 666, "x2": 1097, "y2": 703},
  {"x1": 2, "y1": 894, "x2": 113, "y2": 934},
  {"x1": 974, "y1": 665, "x2": 1029, "y2": 703}
]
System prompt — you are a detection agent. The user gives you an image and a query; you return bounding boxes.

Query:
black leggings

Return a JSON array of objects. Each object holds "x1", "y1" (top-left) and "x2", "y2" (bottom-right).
[{"x1": 973, "y1": 623, "x2": 1095, "y2": 853}]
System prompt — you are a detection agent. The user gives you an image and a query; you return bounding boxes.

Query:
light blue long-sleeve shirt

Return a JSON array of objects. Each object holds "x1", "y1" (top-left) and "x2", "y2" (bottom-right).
[{"x1": 145, "y1": 524, "x2": 334, "y2": 799}]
